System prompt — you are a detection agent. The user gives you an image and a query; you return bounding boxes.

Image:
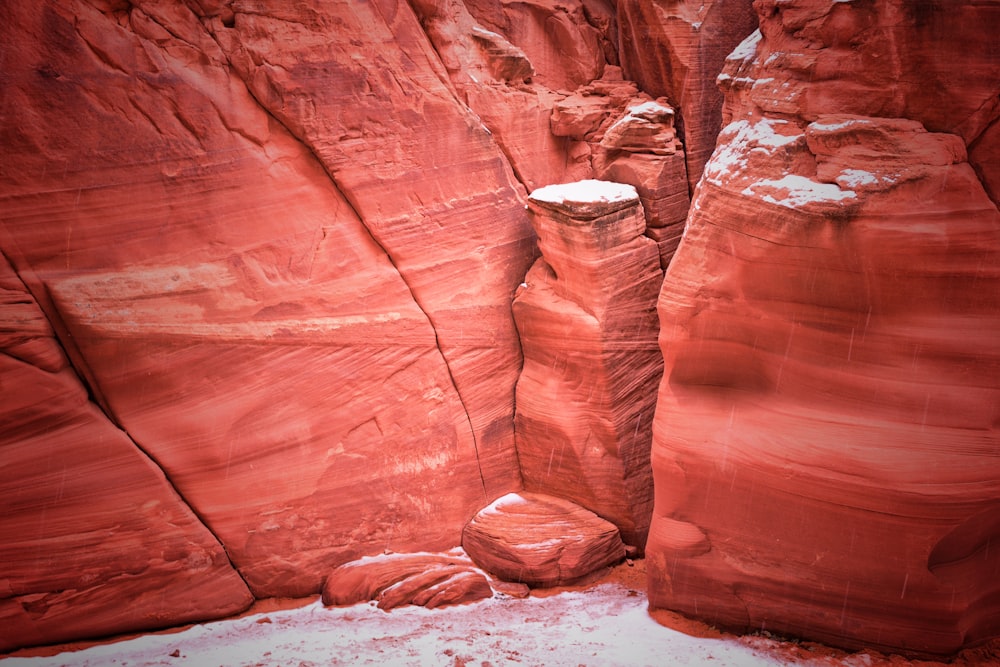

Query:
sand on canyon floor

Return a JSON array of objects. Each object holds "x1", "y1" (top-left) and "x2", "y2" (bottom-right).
[{"x1": 3, "y1": 559, "x2": 997, "y2": 667}]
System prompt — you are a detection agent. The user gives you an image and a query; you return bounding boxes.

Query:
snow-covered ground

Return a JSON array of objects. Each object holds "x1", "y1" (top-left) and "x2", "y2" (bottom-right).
[{"x1": 2, "y1": 562, "x2": 991, "y2": 667}]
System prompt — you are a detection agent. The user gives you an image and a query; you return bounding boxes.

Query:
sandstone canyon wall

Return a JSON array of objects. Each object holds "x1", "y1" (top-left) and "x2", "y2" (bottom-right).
[
  {"x1": 617, "y1": 0, "x2": 759, "y2": 193},
  {"x1": 9, "y1": 0, "x2": 997, "y2": 658},
  {"x1": 646, "y1": 0, "x2": 1000, "y2": 657},
  {"x1": 0, "y1": 0, "x2": 743, "y2": 651}
]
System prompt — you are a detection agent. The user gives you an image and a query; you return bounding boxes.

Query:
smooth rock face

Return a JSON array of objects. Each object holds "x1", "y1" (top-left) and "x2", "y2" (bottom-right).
[
  {"x1": 513, "y1": 181, "x2": 663, "y2": 547},
  {"x1": 218, "y1": 0, "x2": 536, "y2": 502},
  {"x1": 321, "y1": 551, "x2": 492, "y2": 610},
  {"x1": 647, "y1": 0, "x2": 1000, "y2": 657},
  {"x1": 0, "y1": 254, "x2": 253, "y2": 652},
  {"x1": 462, "y1": 492, "x2": 626, "y2": 586}
]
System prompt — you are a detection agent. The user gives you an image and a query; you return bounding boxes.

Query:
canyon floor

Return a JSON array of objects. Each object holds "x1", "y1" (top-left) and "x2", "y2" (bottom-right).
[{"x1": 3, "y1": 560, "x2": 996, "y2": 667}]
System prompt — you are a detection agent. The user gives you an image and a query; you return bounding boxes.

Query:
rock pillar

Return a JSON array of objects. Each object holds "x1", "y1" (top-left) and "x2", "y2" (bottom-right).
[{"x1": 512, "y1": 180, "x2": 663, "y2": 548}]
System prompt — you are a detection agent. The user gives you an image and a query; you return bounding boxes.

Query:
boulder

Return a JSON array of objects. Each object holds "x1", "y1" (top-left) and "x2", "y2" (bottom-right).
[
  {"x1": 599, "y1": 100, "x2": 682, "y2": 156},
  {"x1": 462, "y1": 492, "x2": 625, "y2": 586},
  {"x1": 322, "y1": 551, "x2": 492, "y2": 610}
]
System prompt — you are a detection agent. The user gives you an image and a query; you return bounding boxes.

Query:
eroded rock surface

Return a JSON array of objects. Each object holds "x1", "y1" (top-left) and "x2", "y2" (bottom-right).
[
  {"x1": 1, "y1": 0, "x2": 532, "y2": 638},
  {"x1": 595, "y1": 99, "x2": 691, "y2": 268},
  {"x1": 462, "y1": 492, "x2": 626, "y2": 587},
  {"x1": 321, "y1": 551, "x2": 492, "y2": 610},
  {"x1": 513, "y1": 180, "x2": 663, "y2": 547},
  {"x1": 647, "y1": 0, "x2": 1000, "y2": 657}
]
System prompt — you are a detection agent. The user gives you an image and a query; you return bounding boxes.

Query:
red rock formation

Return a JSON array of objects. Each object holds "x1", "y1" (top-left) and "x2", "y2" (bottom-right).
[
  {"x1": 322, "y1": 551, "x2": 492, "y2": 610},
  {"x1": 0, "y1": 253, "x2": 252, "y2": 652},
  {"x1": 647, "y1": 0, "x2": 1000, "y2": 657},
  {"x1": 409, "y1": 0, "x2": 622, "y2": 192},
  {"x1": 462, "y1": 492, "x2": 625, "y2": 586},
  {"x1": 617, "y1": 0, "x2": 758, "y2": 191},
  {"x1": 594, "y1": 99, "x2": 690, "y2": 268},
  {"x1": 1, "y1": 0, "x2": 531, "y2": 631},
  {"x1": 486, "y1": 0, "x2": 610, "y2": 92},
  {"x1": 513, "y1": 180, "x2": 663, "y2": 547},
  {"x1": 213, "y1": 0, "x2": 536, "y2": 501}
]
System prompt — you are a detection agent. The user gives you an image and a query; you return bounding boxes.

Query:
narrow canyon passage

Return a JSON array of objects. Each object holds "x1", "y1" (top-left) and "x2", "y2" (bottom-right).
[{"x1": 1, "y1": 0, "x2": 998, "y2": 661}]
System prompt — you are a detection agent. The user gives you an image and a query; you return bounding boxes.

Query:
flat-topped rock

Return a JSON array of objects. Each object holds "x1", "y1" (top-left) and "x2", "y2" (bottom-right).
[
  {"x1": 528, "y1": 179, "x2": 640, "y2": 219},
  {"x1": 462, "y1": 492, "x2": 626, "y2": 587}
]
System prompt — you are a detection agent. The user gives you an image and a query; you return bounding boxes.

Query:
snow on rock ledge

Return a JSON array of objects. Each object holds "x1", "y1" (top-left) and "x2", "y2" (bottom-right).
[
  {"x1": 528, "y1": 179, "x2": 640, "y2": 219},
  {"x1": 647, "y1": 0, "x2": 1000, "y2": 657}
]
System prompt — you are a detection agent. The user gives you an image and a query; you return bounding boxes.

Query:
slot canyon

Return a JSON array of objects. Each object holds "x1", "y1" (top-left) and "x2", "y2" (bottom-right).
[{"x1": 1, "y1": 0, "x2": 998, "y2": 665}]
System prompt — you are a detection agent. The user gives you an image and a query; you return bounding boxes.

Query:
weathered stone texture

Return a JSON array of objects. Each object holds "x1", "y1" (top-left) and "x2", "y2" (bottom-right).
[{"x1": 647, "y1": 0, "x2": 1000, "y2": 657}]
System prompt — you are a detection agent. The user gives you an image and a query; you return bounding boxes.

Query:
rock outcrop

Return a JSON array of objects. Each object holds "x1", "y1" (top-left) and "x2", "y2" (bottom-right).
[
  {"x1": 321, "y1": 551, "x2": 492, "y2": 610},
  {"x1": 513, "y1": 180, "x2": 663, "y2": 547},
  {"x1": 646, "y1": 0, "x2": 1000, "y2": 657},
  {"x1": 11, "y1": 0, "x2": 995, "y2": 656},
  {"x1": 594, "y1": 99, "x2": 691, "y2": 268},
  {"x1": 462, "y1": 492, "x2": 626, "y2": 587}
]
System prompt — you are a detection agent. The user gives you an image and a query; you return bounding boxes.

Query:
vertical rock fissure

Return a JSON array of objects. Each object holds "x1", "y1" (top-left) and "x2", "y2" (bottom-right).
[
  {"x1": 199, "y1": 24, "x2": 493, "y2": 500},
  {"x1": 119, "y1": 429, "x2": 255, "y2": 594},
  {"x1": 329, "y1": 180, "x2": 492, "y2": 501},
  {"x1": 0, "y1": 231, "x2": 116, "y2": 422}
]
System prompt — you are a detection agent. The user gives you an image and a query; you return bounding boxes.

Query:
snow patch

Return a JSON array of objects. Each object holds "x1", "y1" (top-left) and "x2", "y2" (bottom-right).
[
  {"x1": 530, "y1": 179, "x2": 638, "y2": 206},
  {"x1": 742, "y1": 174, "x2": 857, "y2": 208},
  {"x1": 836, "y1": 169, "x2": 878, "y2": 188},
  {"x1": 728, "y1": 29, "x2": 761, "y2": 62},
  {"x1": 810, "y1": 117, "x2": 872, "y2": 133},
  {"x1": 703, "y1": 118, "x2": 803, "y2": 184},
  {"x1": 478, "y1": 491, "x2": 531, "y2": 516},
  {"x1": 351, "y1": 547, "x2": 470, "y2": 567},
  {"x1": 4, "y1": 579, "x2": 797, "y2": 667},
  {"x1": 835, "y1": 168, "x2": 898, "y2": 190}
]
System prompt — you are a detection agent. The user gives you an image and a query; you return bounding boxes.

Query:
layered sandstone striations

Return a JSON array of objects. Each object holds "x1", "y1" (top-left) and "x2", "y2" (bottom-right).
[
  {"x1": 595, "y1": 99, "x2": 690, "y2": 268},
  {"x1": 647, "y1": 0, "x2": 1000, "y2": 657},
  {"x1": 1, "y1": 0, "x2": 535, "y2": 646},
  {"x1": 0, "y1": 254, "x2": 253, "y2": 652},
  {"x1": 513, "y1": 181, "x2": 663, "y2": 547},
  {"x1": 212, "y1": 0, "x2": 537, "y2": 501},
  {"x1": 410, "y1": 0, "x2": 620, "y2": 192},
  {"x1": 321, "y1": 551, "x2": 492, "y2": 610}
]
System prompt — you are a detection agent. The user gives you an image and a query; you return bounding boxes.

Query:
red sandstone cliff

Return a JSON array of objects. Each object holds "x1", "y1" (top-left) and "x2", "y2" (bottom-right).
[
  {"x1": 646, "y1": 0, "x2": 1000, "y2": 657},
  {"x1": 5, "y1": 0, "x2": 997, "y2": 658},
  {"x1": 0, "y1": 0, "x2": 694, "y2": 650}
]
